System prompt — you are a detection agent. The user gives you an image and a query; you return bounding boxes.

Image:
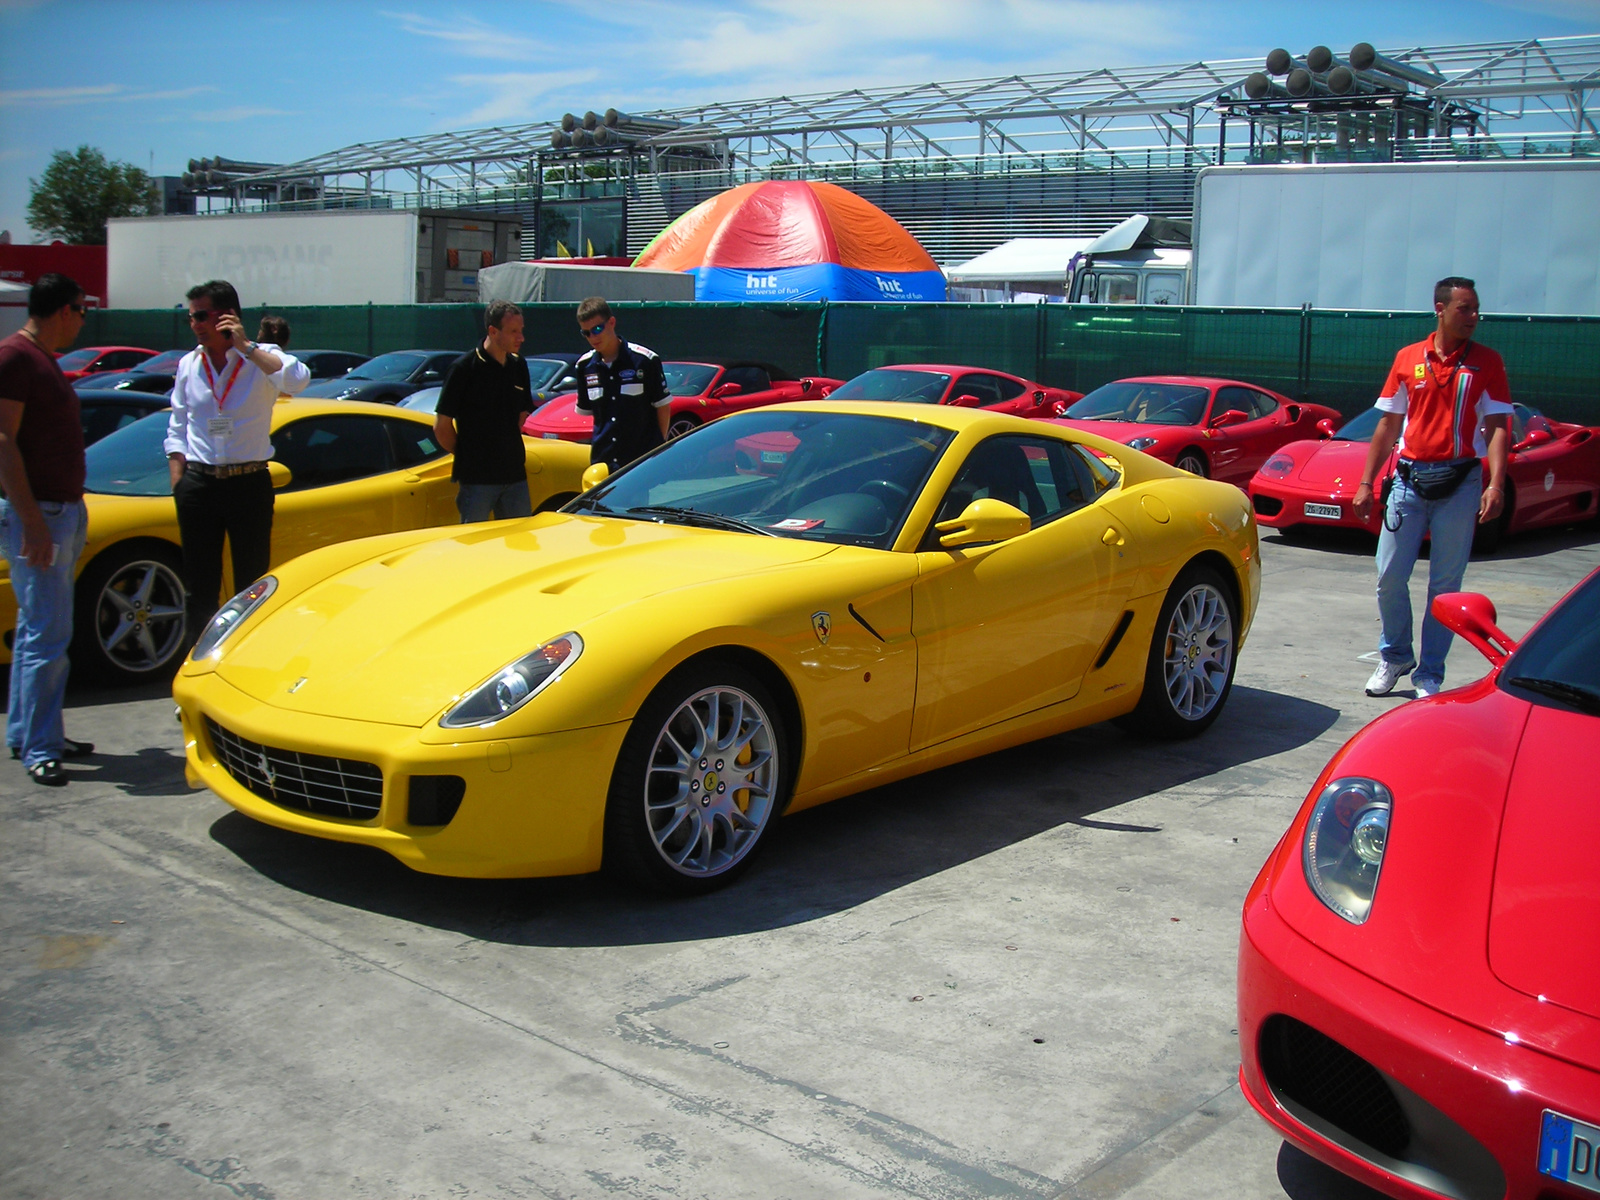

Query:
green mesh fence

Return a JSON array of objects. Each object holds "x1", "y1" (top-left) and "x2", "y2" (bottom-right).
[{"x1": 79, "y1": 302, "x2": 1600, "y2": 423}]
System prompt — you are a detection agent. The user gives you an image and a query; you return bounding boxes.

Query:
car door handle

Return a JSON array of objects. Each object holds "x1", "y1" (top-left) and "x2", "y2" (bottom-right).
[
  {"x1": 1102, "y1": 527, "x2": 1124, "y2": 546},
  {"x1": 402, "y1": 473, "x2": 421, "y2": 483}
]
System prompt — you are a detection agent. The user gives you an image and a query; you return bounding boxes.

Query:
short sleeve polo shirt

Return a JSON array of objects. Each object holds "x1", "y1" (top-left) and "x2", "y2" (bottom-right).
[
  {"x1": 0, "y1": 332, "x2": 84, "y2": 502},
  {"x1": 1375, "y1": 336, "x2": 1513, "y2": 462},
  {"x1": 436, "y1": 346, "x2": 533, "y2": 484}
]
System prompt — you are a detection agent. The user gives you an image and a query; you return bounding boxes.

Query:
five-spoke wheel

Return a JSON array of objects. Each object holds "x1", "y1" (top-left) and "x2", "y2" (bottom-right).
[{"x1": 71, "y1": 543, "x2": 189, "y2": 683}]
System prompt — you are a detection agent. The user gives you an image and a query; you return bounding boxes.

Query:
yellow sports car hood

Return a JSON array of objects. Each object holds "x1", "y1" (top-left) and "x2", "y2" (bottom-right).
[{"x1": 213, "y1": 513, "x2": 836, "y2": 726}]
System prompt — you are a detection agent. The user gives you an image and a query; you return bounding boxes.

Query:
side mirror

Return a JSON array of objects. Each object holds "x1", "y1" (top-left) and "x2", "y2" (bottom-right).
[
  {"x1": 934, "y1": 498, "x2": 1030, "y2": 548},
  {"x1": 712, "y1": 382, "x2": 743, "y2": 398},
  {"x1": 1430, "y1": 592, "x2": 1518, "y2": 666},
  {"x1": 1209, "y1": 409, "x2": 1248, "y2": 429},
  {"x1": 1515, "y1": 428, "x2": 1552, "y2": 451},
  {"x1": 557, "y1": 376, "x2": 576, "y2": 391},
  {"x1": 267, "y1": 462, "x2": 293, "y2": 490},
  {"x1": 949, "y1": 393, "x2": 983, "y2": 408},
  {"x1": 580, "y1": 461, "x2": 610, "y2": 492},
  {"x1": 1315, "y1": 418, "x2": 1339, "y2": 439}
]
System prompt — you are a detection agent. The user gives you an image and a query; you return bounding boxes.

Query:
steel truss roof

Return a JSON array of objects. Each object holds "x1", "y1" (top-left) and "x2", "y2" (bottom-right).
[{"x1": 247, "y1": 35, "x2": 1600, "y2": 193}]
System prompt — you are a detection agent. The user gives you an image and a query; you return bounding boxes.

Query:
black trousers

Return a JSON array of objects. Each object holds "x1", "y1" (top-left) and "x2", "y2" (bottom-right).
[{"x1": 173, "y1": 468, "x2": 274, "y2": 634}]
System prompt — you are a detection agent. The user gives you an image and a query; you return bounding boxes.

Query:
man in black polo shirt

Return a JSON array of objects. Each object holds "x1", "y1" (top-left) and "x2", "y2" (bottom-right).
[
  {"x1": 434, "y1": 300, "x2": 533, "y2": 522},
  {"x1": 573, "y1": 296, "x2": 669, "y2": 469}
]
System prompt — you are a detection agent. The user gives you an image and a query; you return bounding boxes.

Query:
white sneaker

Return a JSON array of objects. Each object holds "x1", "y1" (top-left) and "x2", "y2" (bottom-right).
[
  {"x1": 1413, "y1": 678, "x2": 1441, "y2": 698},
  {"x1": 1365, "y1": 659, "x2": 1415, "y2": 696}
]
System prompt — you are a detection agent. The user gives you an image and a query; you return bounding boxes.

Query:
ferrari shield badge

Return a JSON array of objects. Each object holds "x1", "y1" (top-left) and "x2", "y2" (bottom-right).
[{"x1": 811, "y1": 611, "x2": 832, "y2": 645}]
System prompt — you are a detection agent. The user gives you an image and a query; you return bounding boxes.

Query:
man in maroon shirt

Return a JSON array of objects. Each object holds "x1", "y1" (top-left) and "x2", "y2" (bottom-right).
[{"x1": 0, "y1": 274, "x2": 95, "y2": 785}]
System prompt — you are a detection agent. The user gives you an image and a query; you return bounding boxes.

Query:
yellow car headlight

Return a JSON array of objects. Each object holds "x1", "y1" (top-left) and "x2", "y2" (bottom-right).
[
  {"x1": 191, "y1": 576, "x2": 276, "y2": 661},
  {"x1": 441, "y1": 633, "x2": 583, "y2": 728}
]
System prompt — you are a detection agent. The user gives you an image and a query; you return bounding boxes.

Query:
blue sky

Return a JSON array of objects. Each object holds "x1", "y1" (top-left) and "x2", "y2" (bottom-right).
[{"x1": 2, "y1": 0, "x2": 1596, "y2": 241}]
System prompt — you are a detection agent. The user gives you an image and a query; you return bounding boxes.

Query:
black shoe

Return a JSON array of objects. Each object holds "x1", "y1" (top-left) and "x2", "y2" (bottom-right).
[
  {"x1": 11, "y1": 737, "x2": 93, "y2": 760},
  {"x1": 27, "y1": 759, "x2": 67, "y2": 786}
]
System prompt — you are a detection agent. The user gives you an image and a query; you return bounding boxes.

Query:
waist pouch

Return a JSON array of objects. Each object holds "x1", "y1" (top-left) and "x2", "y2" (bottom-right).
[{"x1": 1397, "y1": 457, "x2": 1478, "y2": 501}]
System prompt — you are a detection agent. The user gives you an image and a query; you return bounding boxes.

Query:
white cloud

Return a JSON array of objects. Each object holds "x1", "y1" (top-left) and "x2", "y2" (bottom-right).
[
  {"x1": 445, "y1": 70, "x2": 603, "y2": 126},
  {"x1": 382, "y1": 10, "x2": 551, "y2": 61},
  {"x1": 192, "y1": 106, "x2": 299, "y2": 123},
  {"x1": 0, "y1": 83, "x2": 214, "y2": 107}
]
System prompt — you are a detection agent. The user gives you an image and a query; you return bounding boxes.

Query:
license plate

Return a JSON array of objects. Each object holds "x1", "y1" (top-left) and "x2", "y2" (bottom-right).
[
  {"x1": 760, "y1": 451, "x2": 786, "y2": 464},
  {"x1": 542, "y1": 433, "x2": 560, "y2": 440},
  {"x1": 1540, "y1": 1110, "x2": 1600, "y2": 1193},
  {"x1": 1303, "y1": 502, "x2": 1341, "y2": 520}
]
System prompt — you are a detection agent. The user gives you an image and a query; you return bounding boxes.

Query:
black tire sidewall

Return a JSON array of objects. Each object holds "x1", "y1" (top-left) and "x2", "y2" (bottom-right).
[
  {"x1": 1126, "y1": 563, "x2": 1238, "y2": 739},
  {"x1": 70, "y1": 542, "x2": 188, "y2": 684}
]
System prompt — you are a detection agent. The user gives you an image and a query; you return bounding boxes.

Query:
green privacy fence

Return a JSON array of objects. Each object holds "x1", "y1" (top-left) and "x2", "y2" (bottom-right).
[{"x1": 81, "y1": 302, "x2": 1600, "y2": 424}]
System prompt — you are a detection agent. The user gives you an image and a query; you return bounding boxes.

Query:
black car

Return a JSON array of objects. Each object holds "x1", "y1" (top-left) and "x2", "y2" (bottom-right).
[
  {"x1": 524, "y1": 352, "x2": 580, "y2": 407},
  {"x1": 75, "y1": 370, "x2": 174, "y2": 395},
  {"x1": 299, "y1": 349, "x2": 461, "y2": 405},
  {"x1": 76, "y1": 390, "x2": 170, "y2": 445},
  {"x1": 292, "y1": 349, "x2": 370, "y2": 381}
]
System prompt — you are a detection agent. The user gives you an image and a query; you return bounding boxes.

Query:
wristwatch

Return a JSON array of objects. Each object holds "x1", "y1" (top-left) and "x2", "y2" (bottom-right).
[{"x1": 241, "y1": 340, "x2": 258, "y2": 356}]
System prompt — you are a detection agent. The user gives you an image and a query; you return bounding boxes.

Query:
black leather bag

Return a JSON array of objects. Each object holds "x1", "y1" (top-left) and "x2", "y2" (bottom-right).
[{"x1": 1397, "y1": 457, "x2": 1478, "y2": 501}]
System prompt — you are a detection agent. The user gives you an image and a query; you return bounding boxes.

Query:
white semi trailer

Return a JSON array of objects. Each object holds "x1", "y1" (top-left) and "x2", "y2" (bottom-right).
[{"x1": 1070, "y1": 160, "x2": 1600, "y2": 315}]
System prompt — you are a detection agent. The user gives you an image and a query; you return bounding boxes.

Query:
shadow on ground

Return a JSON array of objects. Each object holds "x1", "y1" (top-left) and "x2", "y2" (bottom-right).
[
  {"x1": 1277, "y1": 1140, "x2": 1389, "y2": 1199},
  {"x1": 209, "y1": 684, "x2": 1340, "y2": 947},
  {"x1": 1263, "y1": 520, "x2": 1600, "y2": 562}
]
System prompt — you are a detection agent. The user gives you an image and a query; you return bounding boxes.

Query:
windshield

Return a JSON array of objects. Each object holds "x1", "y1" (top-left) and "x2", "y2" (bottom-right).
[
  {"x1": 139, "y1": 349, "x2": 188, "y2": 374},
  {"x1": 829, "y1": 369, "x2": 950, "y2": 404},
  {"x1": 347, "y1": 351, "x2": 425, "y2": 381},
  {"x1": 1500, "y1": 569, "x2": 1600, "y2": 716},
  {"x1": 663, "y1": 363, "x2": 719, "y2": 396},
  {"x1": 57, "y1": 348, "x2": 103, "y2": 370},
  {"x1": 1066, "y1": 382, "x2": 1210, "y2": 425},
  {"x1": 397, "y1": 387, "x2": 442, "y2": 413},
  {"x1": 526, "y1": 358, "x2": 570, "y2": 391},
  {"x1": 83, "y1": 410, "x2": 172, "y2": 495},
  {"x1": 573, "y1": 411, "x2": 954, "y2": 550},
  {"x1": 1333, "y1": 408, "x2": 1382, "y2": 441}
]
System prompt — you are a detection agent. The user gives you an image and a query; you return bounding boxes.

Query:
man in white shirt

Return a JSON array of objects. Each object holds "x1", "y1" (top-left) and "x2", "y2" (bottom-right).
[{"x1": 164, "y1": 280, "x2": 309, "y2": 639}]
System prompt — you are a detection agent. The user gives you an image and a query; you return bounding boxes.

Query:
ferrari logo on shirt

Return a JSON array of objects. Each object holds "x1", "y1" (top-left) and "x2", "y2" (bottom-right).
[
  {"x1": 811, "y1": 611, "x2": 832, "y2": 645},
  {"x1": 1413, "y1": 363, "x2": 1427, "y2": 381}
]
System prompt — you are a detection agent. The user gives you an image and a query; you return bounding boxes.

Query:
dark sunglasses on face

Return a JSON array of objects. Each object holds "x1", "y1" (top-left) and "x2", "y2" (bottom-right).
[
  {"x1": 67, "y1": 302, "x2": 86, "y2": 315},
  {"x1": 580, "y1": 322, "x2": 607, "y2": 338},
  {"x1": 188, "y1": 309, "x2": 219, "y2": 323}
]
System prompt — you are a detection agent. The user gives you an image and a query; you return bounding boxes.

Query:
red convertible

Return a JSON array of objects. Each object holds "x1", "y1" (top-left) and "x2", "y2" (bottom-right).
[
  {"x1": 1249, "y1": 403, "x2": 1600, "y2": 552},
  {"x1": 1050, "y1": 376, "x2": 1342, "y2": 486},
  {"x1": 522, "y1": 361, "x2": 841, "y2": 443},
  {"x1": 1239, "y1": 568, "x2": 1600, "y2": 1200},
  {"x1": 825, "y1": 363, "x2": 1078, "y2": 417}
]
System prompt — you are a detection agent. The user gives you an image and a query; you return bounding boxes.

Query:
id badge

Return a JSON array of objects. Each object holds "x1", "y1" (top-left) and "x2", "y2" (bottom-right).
[{"x1": 207, "y1": 416, "x2": 234, "y2": 440}]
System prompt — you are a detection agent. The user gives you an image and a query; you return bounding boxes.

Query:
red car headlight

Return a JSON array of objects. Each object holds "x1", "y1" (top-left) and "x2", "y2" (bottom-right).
[
  {"x1": 1262, "y1": 454, "x2": 1295, "y2": 478},
  {"x1": 1303, "y1": 776, "x2": 1393, "y2": 925}
]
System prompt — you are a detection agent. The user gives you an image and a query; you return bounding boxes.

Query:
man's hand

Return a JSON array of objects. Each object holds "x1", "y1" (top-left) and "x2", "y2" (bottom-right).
[
  {"x1": 168, "y1": 453, "x2": 186, "y2": 491},
  {"x1": 17, "y1": 506, "x2": 54, "y2": 567},
  {"x1": 1351, "y1": 481, "x2": 1376, "y2": 523},
  {"x1": 216, "y1": 311, "x2": 248, "y2": 350},
  {"x1": 1479, "y1": 484, "x2": 1505, "y2": 524}
]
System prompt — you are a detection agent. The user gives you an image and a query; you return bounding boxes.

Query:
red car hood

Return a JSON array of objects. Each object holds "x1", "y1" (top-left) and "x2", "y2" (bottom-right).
[
  {"x1": 524, "y1": 393, "x2": 587, "y2": 436},
  {"x1": 1488, "y1": 702, "x2": 1600, "y2": 1022},
  {"x1": 1052, "y1": 418, "x2": 1184, "y2": 445},
  {"x1": 1281, "y1": 437, "x2": 1371, "y2": 490}
]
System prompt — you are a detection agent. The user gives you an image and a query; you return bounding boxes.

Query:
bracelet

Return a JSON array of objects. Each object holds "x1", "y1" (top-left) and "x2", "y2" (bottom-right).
[{"x1": 1485, "y1": 485, "x2": 1501, "y2": 493}]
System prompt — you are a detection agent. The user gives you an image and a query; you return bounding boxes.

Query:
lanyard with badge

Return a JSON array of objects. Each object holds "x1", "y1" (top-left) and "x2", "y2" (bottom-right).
[{"x1": 202, "y1": 352, "x2": 245, "y2": 446}]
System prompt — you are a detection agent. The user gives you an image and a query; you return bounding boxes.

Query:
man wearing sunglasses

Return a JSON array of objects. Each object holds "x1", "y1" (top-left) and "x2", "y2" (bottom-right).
[
  {"x1": 573, "y1": 296, "x2": 669, "y2": 470},
  {"x1": 165, "y1": 279, "x2": 309, "y2": 641},
  {"x1": 0, "y1": 274, "x2": 94, "y2": 785}
]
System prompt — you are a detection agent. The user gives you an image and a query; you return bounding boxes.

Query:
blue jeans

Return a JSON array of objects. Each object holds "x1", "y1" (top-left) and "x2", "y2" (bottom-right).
[
  {"x1": 456, "y1": 480, "x2": 531, "y2": 523},
  {"x1": 1, "y1": 498, "x2": 89, "y2": 767},
  {"x1": 1374, "y1": 472, "x2": 1481, "y2": 689}
]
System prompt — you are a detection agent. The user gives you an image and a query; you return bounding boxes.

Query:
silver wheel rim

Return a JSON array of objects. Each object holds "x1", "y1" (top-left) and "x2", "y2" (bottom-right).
[
  {"x1": 96, "y1": 559, "x2": 187, "y2": 674},
  {"x1": 644, "y1": 686, "x2": 777, "y2": 877},
  {"x1": 1162, "y1": 583, "x2": 1233, "y2": 721},
  {"x1": 1177, "y1": 453, "x2": 1207, "y2": 477},
  {"x1": 668, "y1": 418, "x2": 698, "y2": 439}
]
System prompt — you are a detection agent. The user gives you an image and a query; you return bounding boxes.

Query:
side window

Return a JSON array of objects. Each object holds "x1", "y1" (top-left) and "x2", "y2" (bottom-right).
[
  {"x1": 923, "y1": 435, "x2": 1088, "y2": 547},
  {"x1": 950, "y1": 375, "x2": 1004, "y2": 407},
  {"x1": 720, "y1": 366, "x2": 771, "y2": 394},
  {"x1": 1143, "y1": 272, "x2": 1184, "y2": 305},
  {"x1": 979, "y1": 374, "x2": 1027, "y2": 402},
  {"x1": 271, "y1": 415, "x2": 394, "y2": 491},
  {"x1": 1214, "y1": 386, "x2": 1258, "y2": 421},
  {"x1": 387, "y1": 418, "x2": 447, "y2": 468},
  {"x1": 1248, "y1": 390, "x2": 1279, "y2": 419},
  {"x1": 1095, "y1": 273, "x2": 1141, "y2": 304},
  {"x1": 416, "y1": 354, "x2": 456, "y2": 384},
  {"x1": 1066, "y1": 444, "x2": 1119, "y2": 498},
  {"x1": 105, "y1": 351, "x2": 144, "y2": 370}
]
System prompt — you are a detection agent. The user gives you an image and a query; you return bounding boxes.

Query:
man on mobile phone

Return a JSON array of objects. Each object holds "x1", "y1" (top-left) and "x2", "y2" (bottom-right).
[
  {"x1": 0, "y1": 274, "x2": 95, "y2": 786},
  {"x1": 165, "y1": 280, "x2": 310, "y2": 640}
]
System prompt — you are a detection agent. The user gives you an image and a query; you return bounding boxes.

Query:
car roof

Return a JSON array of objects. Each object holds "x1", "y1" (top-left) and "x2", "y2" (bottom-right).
[
  {"x1": 269, "y1": 396, "x2": 437, "y2": 424},
  {"x1": 869, "y1": 363, "x2": 1008, "y2": 375},
  {"x1": 74, "y1": 390, "x2": 169, "y2": 403}
]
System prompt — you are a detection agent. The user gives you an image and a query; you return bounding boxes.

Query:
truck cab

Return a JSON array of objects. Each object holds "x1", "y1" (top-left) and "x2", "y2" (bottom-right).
[{"x1": 1068, "y1": 214, "x2": 1192, "y2": 305}]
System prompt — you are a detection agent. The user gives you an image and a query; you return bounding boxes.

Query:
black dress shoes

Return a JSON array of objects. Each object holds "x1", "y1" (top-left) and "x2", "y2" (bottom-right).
[{"x1": 27, "y1": 759, "x2": 67, "y2": 786}]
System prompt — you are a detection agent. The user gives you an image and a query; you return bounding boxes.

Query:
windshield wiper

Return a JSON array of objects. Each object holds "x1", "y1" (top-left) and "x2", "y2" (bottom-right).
[
  {"x1": 624, "y1": 505, "x2": 775, "y2": 536},
  {"x1": 568, "y1": 494, "x2": 618, "y2": 514},
  {"x1": 1506, "y1": 676, "x2": 1600, "y2": 716}
]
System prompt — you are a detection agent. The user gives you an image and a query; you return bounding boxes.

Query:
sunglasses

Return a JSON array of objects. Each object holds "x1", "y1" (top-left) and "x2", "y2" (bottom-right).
[
  {"x1": 188, "y1": 309, "x2": 220, "y2": 323},
  {"x1": 67, "y1": 302, "x2": 86, "y2": 316},
  {"x1": 579, "y1": 322, "x2": 607, "y2": 338}
]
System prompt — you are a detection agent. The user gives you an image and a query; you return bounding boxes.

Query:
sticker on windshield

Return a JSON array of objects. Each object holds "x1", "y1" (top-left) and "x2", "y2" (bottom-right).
[{"x1": 770, "y1": 518, "x2": 825, "y2": 530}]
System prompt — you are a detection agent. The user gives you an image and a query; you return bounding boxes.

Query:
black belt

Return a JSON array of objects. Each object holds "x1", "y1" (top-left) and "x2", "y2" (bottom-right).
[{"x1": 187, "y1": 460, "x2": 267, "y2": 479}]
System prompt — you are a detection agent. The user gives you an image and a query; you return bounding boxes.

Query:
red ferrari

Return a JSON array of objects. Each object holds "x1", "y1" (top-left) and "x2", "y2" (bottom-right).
[
  {"x1": 1050, "y1": 376, "x2": 1342, "y2": 486},
  {"x1": 55, "y1": 345, "x2": 157, "y2": 381},
  {"x1": 522, "y1": 360, "x2": 841, "y2": 443},
  {"x1": 1239, "y1": 569, "x2": 1600, "y2": 1200},
  {"x1": 823, "y1": 363, "x2": 1078, "y2": 418},
  {"x1": 1249, "y1": 403, "x2": 1600, "y2": 552}
]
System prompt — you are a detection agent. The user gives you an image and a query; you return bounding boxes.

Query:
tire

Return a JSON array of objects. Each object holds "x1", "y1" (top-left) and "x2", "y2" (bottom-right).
[
  {"x1": 1174, "y1": 450, "x2": 1209, "y2": 478},
  {"x1": 1472, "y1": 482, "x2": 1514, "y2": 555},
  {"x1": 536, "y1": 491, "x2": 577, "y2": 513},
  {"x1": 70, "y1": 542, "x2": 189, "y2": 684},
  {"x1": 667, "y1": 413, "x2": 702, "y2": 440},
  {"x1": 603, "y1": 661, "x2": 791, "y2": 894},
  {"x1": 1118, "y1": 563, "x2": 1238, "y2": 739}
]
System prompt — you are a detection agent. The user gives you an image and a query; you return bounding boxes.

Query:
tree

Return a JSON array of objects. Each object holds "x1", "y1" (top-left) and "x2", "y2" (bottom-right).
[{"x1": 27, "y1": 145, "x2": 158, "y2": 245}]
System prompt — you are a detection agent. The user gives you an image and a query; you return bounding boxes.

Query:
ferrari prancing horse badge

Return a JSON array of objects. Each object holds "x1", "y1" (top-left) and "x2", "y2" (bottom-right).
[{"x1": 811, "y1": 611, "x2": 831, "y2": 645}]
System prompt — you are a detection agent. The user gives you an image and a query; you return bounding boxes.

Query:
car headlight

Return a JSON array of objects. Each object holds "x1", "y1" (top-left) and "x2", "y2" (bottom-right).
[
  {"x1": 1302, "y1": 776, "x2": 1392, "y2": 924},
  {"x1": 191, "y1": 576, "x2": 276, "y2": 660},
  {"x1": 441, "y1": 633, "x2": 583, "y2": 728},
  {"x1": 1262, "y1": 453, "x2": 1295, "y2": 477},
  {"x1": 1127, "y1": 436, "x2": 1159, "y2": 451}
]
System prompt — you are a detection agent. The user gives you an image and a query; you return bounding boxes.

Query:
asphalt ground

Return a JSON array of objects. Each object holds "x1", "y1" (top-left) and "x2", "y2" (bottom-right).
[{"x1": 4, "y1": 520, "x2": 1598, "y2": 1200}]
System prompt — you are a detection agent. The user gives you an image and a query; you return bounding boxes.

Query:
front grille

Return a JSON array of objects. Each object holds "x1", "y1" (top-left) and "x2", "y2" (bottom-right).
[
  {"x1": 1259, "y1": 1016, "x2": 1411, "y2": 1158},
  {"x1": 205, "y1": 717, "x2": 383, "y2": 820},
  {"x1": 1252, "y1": 493, "x2": 1284, "y2": 517}
]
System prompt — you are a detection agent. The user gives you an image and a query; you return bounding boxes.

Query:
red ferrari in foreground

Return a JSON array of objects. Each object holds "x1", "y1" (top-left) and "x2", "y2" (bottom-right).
[
  {"x1": 1239, "y1": 568, "x2": 1600, "y2": 1200},
  {"x1": 1249, "y1": 403, "x2": 1600, "y2": 551},
  {"x1": 1050, "y1": 376, "x2": 1343, "y2": 486},
  {"x1": 523, "y1": 361, "x2": 841, "y2": 443}
]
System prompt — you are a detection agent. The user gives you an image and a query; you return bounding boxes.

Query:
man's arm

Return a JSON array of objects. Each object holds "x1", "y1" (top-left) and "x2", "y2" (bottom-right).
[
  {"x1": 1479, "y1": 415, "x2": 1510, "y2": 524},
  {"x1": 647, "y1": 355, "x2": 671, "y2": 438},
  {"x1": 433, "y1": 413, "x2": 457, "y2": 453},
  {"x1": 0, "y1": 397, "x2": 51, "y2": 567},
  {"x1": 1351, "y1": 411, "x2": 1404, "y2": 523},
  {"x1": 165, "y1": 360, "x2": 192, "y2": 488}
]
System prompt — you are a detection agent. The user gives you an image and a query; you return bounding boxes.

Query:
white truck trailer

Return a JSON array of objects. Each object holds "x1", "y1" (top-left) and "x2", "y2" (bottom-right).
[{"x1": 1070, "y1": 160, "x2": 1600, "y2": 315}]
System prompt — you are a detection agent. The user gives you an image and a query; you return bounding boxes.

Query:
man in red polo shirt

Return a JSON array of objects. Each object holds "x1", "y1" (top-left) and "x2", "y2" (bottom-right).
[{"x1": 1352, "y1": 276, "x2": 1511, "y2": 699}]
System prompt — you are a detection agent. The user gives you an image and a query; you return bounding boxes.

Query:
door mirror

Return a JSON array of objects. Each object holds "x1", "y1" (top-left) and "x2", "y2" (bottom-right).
[
  {"x1": 1515, "y1": 428, "x2": 1553, "y2": 451},
  {"x1": 557, "y1": 376, "x2": 576, "y2": 391},
  {"x1": 1209, "y1": 409, "x2": 1249, "y2": 429},
  {"x1": 949, "y1": 393, "x2": 983, "y2": 408},
  {"x1": 934, "y1": 498, "x2": 1031, "y2": 548},
  {"x1": 267, "y1": 462, "x2": 293, "y2": 490},
  {"x1": 580, "y1": 461, "x2": 610, "y2": 491},
  {"x1": 712, "y1": 382, "x2": 743, "y2": 398},
  {"x1": 1315, "y1": 418, "x2": 1339, "y2": 439},
  {"x1": 1431, "y1": 592, "x2": 1518, "y2": 665}
]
